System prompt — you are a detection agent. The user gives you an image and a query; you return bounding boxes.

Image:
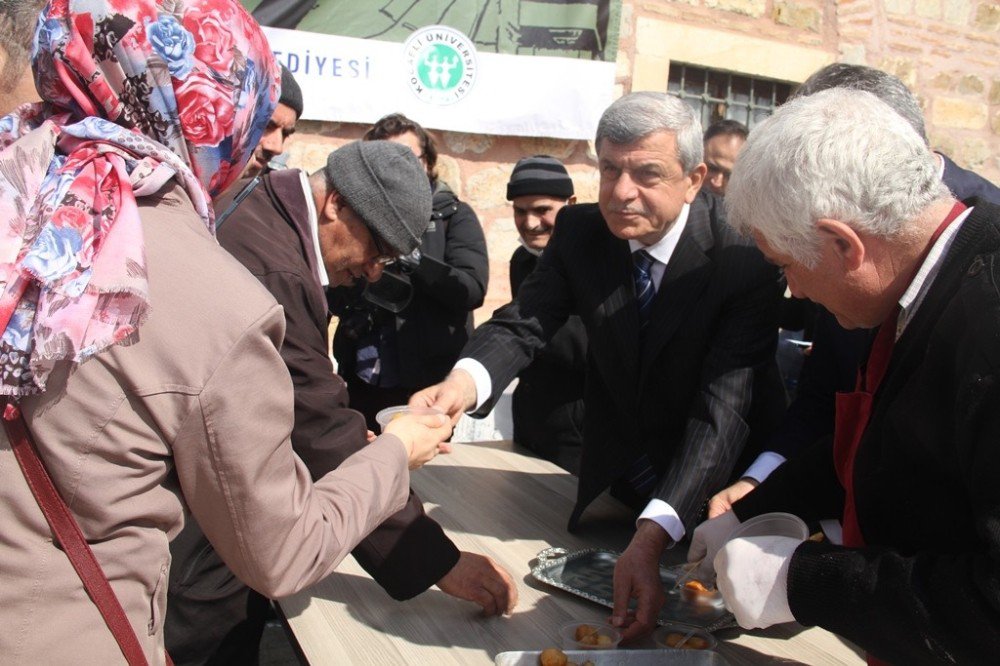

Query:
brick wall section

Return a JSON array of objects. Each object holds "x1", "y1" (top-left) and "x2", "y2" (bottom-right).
[{"x1": 287, "y1": 0, "x2": 999, "y2": 327}]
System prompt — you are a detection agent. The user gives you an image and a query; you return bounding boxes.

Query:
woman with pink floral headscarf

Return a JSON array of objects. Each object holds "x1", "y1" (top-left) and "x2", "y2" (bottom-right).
[{"x1": 0, "y1": 2, "x2": 449, "y2": 663}]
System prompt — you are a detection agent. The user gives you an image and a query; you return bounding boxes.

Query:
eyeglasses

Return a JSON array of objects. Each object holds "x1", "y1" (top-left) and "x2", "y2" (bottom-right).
[{"x1": 365, "y1": 222, "x2": 398, "y2": 265}]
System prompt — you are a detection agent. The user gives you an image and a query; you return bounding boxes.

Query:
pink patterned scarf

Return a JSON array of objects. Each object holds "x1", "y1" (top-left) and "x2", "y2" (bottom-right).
[{"x1": 0, "y1": 0, "x2": 278, "y2": 395}]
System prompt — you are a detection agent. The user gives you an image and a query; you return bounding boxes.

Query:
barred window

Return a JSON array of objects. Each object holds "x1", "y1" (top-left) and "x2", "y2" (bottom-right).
[{"x1": 667, "y1": 63, "x2": 794, "y2": 129}]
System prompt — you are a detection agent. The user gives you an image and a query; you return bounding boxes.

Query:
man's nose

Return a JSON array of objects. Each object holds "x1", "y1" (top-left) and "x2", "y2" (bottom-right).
[
  {"x1": 259, "y1": 127, "x2": 282, "y2": 155},
  {"x1": 363, "y1": 262, "x2": 385, "y2": 283},
  {"x1": 611, "y1": 173, "x2": 637, "y2": 202}
]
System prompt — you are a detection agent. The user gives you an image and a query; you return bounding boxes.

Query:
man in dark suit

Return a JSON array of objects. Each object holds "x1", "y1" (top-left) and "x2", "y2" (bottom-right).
[
  {"x1": 708, "y1": 62, "x2": 1000, "y2": 519},
  {"x1": 412, "y1": 92, "x2": 784, "y2": 641}
]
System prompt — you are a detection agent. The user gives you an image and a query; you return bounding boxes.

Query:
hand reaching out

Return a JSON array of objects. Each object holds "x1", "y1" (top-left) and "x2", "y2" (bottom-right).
[
  {"x1": 610, "y1": 521, "x2": 669, "y2": 642},
  {"x1": 382, "y1": 411, "x2": 452, "y2": 470},
  {"x1": 409, "y1": 369, "x2": 477, "y2": 426},
  {"x1": 437, "y1": 551, "x2": 518, "y2": 616}
]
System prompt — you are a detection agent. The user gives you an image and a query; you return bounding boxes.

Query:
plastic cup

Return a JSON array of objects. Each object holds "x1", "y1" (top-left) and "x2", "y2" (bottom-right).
[
  {"x1": 726, "y1": 512, "x2": 809, "y2": 542},
  {"x1": 654, "y1": 624, "x2": 718, "y2": 651},
  {"x1": 374, "y1": 405, "x2": 444, "y2": 432},
  {"x1": 559, "y1": 622, "x2": 622, "y2": 650}
]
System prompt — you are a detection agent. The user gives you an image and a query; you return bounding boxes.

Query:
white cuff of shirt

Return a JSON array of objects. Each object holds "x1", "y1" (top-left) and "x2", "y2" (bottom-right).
[
  {"x1": 638, "y1": 499, "x2": 686, "y2": 544},
  {"x1": 453, "y1": 358, "x2": 492, "y2": 412},
  {"x1": 742, "y1": 451, "x2": 787, "y2": 484}
]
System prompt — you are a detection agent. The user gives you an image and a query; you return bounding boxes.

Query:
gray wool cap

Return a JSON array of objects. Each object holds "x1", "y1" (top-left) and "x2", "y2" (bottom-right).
[{"x1": 325, "y1": 141, "x2": 432, "y2": 256}]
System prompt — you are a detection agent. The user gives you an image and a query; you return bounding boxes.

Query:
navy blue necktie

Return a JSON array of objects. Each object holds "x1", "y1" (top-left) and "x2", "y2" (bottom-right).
[
  {"x1": 633, "y1": 249, "x2": 656, "y2": 331},
  {"x1": 624, "y1": 248, "x2": 658, "y2": 497}
]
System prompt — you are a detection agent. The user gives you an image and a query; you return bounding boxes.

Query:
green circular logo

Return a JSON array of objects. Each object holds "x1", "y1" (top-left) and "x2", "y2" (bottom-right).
[{"x1": 404, "y1": 26, "x2": 478, "y2": 106}]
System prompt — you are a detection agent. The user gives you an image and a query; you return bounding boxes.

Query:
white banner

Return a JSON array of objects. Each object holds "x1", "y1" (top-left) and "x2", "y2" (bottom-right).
[{"x1": 264, "y1": 26, "x2": 615, "y2": 140}]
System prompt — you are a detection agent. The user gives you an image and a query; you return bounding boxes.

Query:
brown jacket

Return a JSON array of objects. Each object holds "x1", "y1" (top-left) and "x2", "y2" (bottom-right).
[{"x1": 0, "y1": 183, "x2": 410, "y2": 665}]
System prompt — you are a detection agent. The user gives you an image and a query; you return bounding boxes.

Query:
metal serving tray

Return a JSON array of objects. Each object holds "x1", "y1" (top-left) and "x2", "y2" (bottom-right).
[
  {"x1": 530, "y1": 548, "x2": 735, "y2": 633},
  {"x1": 495, "y1": 649, "x2": 729, "y2": 665}
]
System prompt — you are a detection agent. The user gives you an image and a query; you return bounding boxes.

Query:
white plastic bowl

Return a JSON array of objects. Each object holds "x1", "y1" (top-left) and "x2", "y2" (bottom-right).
[
  {"x1": 374, "y1": 405, "x2": 444, "y2": 431},
  {"x1": 727, "y1": 512, "x2": 809, "y2": 541}
]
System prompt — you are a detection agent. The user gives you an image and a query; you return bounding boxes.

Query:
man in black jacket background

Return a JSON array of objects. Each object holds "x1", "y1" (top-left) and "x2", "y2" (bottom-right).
[{"x1": 505, "y1": 155, "x2": 586, "y2": 473}]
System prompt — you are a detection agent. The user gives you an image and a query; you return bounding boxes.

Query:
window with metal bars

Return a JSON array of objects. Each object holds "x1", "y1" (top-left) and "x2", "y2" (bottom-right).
[{"x1": 667, "y1": 63, "x2": 794, "y2": 129}]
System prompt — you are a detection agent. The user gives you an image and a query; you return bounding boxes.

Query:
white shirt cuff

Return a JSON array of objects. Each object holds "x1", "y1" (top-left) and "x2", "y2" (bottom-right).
[
  {"x1": 453, "y1": 358, "x2": 492, "y2": 412},
  {"x1": 638, "y1": 499, "x2": 686, "y2": 544},
  {"x1": 743, "y1": 451, "x2": 787, "y2": 484}
]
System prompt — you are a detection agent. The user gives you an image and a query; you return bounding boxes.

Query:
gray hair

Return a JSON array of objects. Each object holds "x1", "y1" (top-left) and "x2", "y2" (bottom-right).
[
  {"x1": 792, "y1": 63, "x2": 928, "y2": 145},
  {"x1": 0, "y1": 0, "x2": 43, "y2": 92},
  {"x1": 726, "y1": 88, "x2": 949, "y2": 267},
  {"x1": 596, "y1": 92, "x2": 704, "y2": 173}
]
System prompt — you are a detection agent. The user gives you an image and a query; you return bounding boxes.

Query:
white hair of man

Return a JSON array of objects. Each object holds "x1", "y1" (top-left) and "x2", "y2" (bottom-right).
[
  {"x1": 595, "y1": 91, "x2": 704, "y2": 174},
  {"x1": 726, "y1": 88, "x2": 950, "y2": 267}
]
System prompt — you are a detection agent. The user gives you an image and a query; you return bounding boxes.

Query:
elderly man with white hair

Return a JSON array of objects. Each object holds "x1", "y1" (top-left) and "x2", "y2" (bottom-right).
[{"x1": 689, "y1": 88, "x2": 1000, "y2": 664}]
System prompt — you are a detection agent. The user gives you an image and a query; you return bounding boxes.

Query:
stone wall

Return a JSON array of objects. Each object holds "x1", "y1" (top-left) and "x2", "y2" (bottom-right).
[
  {"x1": 835, "y1": 0, "x2": 1000, "y2": 185},
  {"x1": 287, "y1": 0, "x2": 999, "y2": 324}
]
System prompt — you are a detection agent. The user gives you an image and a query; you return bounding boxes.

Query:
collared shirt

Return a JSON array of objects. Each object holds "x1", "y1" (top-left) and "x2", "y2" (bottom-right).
[
  {"x1": 456, "y1": 203, "x2": 692, "y2": 542},
  {"x1": 298, "y1": 170, "x2": 329, "y2": 287}
]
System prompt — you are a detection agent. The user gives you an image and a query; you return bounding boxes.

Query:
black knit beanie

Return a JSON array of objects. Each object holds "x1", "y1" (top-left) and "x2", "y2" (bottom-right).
[
  {"x1": 506, "y1": 155, "x2": 574, "y2": 200},
  {"x1": 279, "y1": 65, "x2": 304, "y2": 118}
]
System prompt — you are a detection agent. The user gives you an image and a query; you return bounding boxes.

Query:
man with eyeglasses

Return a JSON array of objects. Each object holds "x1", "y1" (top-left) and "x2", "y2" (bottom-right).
[
  {"x1": 330, "y1": 113, "x2": 490, "y2": 434},
  {"x1": 166, "y1": 140, "x2": 516, "y2": 665}
]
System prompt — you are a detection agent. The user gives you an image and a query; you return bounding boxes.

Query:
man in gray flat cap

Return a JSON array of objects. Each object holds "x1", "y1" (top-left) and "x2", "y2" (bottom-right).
[{"x1": 167, "y1": 141, "x2": 517, "y2": 665}]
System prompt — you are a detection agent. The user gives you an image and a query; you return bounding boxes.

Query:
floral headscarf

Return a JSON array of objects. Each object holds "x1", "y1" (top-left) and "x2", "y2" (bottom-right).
[{"x1": 0, "y1": 0, "x2": 279, "y2": 395}]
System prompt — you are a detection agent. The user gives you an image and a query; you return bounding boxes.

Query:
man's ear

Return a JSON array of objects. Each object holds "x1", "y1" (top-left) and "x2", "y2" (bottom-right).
[
  {"x1": 685, "y1": 163, "x2": 708, "y2": 203},
  {"x1": 816, "y1": 218, "x2": 865, "y2": 271},
  {"x1": 567, "y1": 195, "x2": 578, "y2": 205},
  {"x1": 321, "y1": 189, "x2": 343, "y2": 223}
]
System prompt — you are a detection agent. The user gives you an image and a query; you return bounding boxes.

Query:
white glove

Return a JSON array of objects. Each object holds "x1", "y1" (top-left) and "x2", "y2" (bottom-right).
[
  {"x1": 686, "y1": 510, "x2": 740, "y2": 580},
  {"x1": 714, "y1": 535, "x2": 801, "y2": 629}
]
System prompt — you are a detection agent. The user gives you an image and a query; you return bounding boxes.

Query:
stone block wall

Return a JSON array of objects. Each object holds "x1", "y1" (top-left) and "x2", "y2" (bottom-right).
[
  {"x1": 288, "y1": 0, "x2": 998, "y2": 326},
  {"x1": 835, "y1": 0, "x2": 999, "y2": 184}
]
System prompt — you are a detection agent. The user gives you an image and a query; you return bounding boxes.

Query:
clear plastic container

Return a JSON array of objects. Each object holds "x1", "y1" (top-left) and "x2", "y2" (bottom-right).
[
  {"x1": 653, "y1": 624, "x2": 718, "y2": 651},
  {"x1": 726, "y1": 512, "x2": 809, "y2": 542},
  {"x1": 559, "y1": 622, "x2": 622, "y2": 650},
  {"x1": 374, "y1": 405, "x2": 444, "y2": 432}
]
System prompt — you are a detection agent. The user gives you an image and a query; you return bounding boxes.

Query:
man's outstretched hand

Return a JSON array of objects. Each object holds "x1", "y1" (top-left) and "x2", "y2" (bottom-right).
[
  {"x1": 437, "y1": 551, "x2": 518, "y2": 616},
  {"x1": 610, "y1": 521, "x2": 670, "y2": 642}
]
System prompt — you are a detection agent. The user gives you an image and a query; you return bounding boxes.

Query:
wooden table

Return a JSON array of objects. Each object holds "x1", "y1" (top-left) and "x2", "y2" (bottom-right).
[{"x1": 278, "y1": 440, "x2": 864, "y2": 665}]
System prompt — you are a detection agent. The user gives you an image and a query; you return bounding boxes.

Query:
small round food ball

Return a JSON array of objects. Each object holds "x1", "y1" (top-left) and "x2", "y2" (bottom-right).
[
  {"x1": 539, "y1": 647, "x2": 568, "y2": 666},
  {"x1": 574, "y1": 624, "x2": 598, "y2": 642},
  {"x1": 685, "y1": 636, "x2": 709, "y2": 650}
]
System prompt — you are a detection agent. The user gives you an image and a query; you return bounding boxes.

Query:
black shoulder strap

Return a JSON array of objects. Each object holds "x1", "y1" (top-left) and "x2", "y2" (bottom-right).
[{"x1": 214, "y1": 175, "x2": 264, "y2": 231}]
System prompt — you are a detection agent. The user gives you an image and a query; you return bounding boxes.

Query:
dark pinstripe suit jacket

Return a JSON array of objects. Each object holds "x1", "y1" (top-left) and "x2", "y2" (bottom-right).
[{"x1": 464, "y1": 191, "x2": 785, "y2": 531}]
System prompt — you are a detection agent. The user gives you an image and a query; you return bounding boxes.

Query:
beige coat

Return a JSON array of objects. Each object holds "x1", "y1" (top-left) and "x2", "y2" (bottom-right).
[{"x1": 0, "y1": 184, "x2": 410, "y2": 665}]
